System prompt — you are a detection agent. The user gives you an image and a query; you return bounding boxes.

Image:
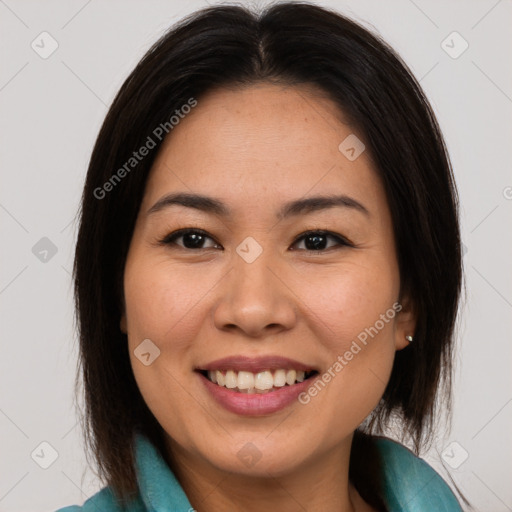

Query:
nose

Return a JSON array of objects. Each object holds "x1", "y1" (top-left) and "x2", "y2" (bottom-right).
[{"x1": 213, "y1": 252, "x2": 297, "y2": 339}]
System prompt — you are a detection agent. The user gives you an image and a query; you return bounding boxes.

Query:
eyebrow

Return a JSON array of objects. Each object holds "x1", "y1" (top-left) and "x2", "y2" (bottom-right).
[{"x1": 147, "y1": 192, "x2": 370, "y2": 219}]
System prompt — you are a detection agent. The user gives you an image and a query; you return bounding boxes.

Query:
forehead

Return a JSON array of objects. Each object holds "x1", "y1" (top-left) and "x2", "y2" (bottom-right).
[{"x1": 141, "y1": 83, "x2": 383, "y2": 215}]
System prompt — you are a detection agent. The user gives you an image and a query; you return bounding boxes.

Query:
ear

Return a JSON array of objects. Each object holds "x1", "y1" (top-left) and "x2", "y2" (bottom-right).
[{"x1": 394, "y1": 296, "x2": 416, "y2": 351}]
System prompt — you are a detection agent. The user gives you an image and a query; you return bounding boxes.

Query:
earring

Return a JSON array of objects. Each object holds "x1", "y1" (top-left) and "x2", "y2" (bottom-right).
[{"x1": 405, "y1": 335, "x2": 414, "y2": 343}]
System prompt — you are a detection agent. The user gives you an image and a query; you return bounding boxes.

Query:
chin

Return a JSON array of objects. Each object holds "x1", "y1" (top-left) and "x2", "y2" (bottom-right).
[{"x1": 200, "y1": 434, "x2": 316, "y2": 478}]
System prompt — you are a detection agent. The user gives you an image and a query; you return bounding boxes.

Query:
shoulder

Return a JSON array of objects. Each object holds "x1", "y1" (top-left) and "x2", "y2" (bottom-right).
[
  {"x1": 374, "y1": 437, "x2": 463, "y2": 512},
  {"x1": 53, "y1": 432, "x2": 186, "y2": 512},
  {"x1": 54, "y1": 486, "x2": 146, "y2": 512}
]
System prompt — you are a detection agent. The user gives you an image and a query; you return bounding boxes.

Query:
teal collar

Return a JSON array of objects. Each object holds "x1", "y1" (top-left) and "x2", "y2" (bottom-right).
[
  {"x1": 128, "y1": 432, "x2": 462, "y2": 511},
  {"x1": 134, "y1": 432, "x2": 193, "y2": 511}
]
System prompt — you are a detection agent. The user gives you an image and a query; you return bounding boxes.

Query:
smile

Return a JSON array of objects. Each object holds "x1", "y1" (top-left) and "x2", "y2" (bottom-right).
[
  {"x1": 202, "y1": 369, "x2": 318, "y2": 393},
  {"x1": 196, "y1": 356, "x2": 320, "y2": 415}
]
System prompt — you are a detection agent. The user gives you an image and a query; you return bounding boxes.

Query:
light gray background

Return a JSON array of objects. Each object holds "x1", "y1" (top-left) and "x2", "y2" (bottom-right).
[{"x1": 1, "y1": 0, "x2": 511, "y2": 511}]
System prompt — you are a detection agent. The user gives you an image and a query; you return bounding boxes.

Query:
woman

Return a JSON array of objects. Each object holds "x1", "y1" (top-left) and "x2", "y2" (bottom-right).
[{"x1": 57, "y1": 2, "x2": 465, "y2": 511}]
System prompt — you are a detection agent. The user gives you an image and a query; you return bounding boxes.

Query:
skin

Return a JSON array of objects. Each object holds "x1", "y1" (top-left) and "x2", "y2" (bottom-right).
[{"x1": 120, "y1": 82, "x2": 416, "y2": 512}]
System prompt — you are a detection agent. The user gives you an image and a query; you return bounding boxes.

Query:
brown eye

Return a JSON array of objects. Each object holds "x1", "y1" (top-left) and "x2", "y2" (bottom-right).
[
  {"x1": 291, "y1": 230, "x2": 352, "y2": 251},
  {"x1": 161, "y1": 229, "x2": 221, "y2": 250},
  {"x1": 159, "y1": 228, "x2": 351, "y2": 252}
]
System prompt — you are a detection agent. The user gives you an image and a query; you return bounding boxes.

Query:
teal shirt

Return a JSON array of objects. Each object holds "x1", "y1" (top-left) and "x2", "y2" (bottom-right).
[{"x1": 56, "y1": 433, "x2": 462, "y2": 511}]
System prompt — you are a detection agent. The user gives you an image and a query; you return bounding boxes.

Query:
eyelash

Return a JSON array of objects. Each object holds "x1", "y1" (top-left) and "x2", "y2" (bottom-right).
[{"x1": 158, "y1": 228, "x2": 354, "y2": 252}]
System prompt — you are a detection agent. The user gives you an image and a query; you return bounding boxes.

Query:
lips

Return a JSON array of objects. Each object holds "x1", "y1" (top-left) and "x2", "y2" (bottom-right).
[
  {"x1": 199, "y1": 355, "x2": 316, "y2": 374},
  {"x1": 196, "y1": 356, "x2": 319, "y2": 415}
]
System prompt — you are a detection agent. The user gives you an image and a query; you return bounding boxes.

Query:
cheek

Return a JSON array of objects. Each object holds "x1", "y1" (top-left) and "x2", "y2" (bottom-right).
[
  {"x1": 300, "y1": 261, "x2": 399, "y2": 352},
  {"x1": 123, "y1": 259, "x2": 209, "y2": 441},
  {"x1": 295, "y1": 262, "x2": 399, "y2": 429},
  {"x1": 123, "y1": 258, "x2": 211, "y2": 346}
]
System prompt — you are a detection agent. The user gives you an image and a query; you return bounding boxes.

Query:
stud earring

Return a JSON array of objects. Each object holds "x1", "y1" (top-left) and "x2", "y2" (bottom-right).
[{"x1": 405, "y1": 335, "x2": 414, "y2": 343}]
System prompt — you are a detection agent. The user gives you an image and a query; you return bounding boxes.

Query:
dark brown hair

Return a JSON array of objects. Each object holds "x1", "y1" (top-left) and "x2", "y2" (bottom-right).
[{"x1": 73, "y1": 2, "x2": 463, "y2": 508}]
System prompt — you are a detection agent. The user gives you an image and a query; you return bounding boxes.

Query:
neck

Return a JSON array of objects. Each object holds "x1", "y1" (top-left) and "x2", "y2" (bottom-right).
[{"x1": 163, "y1": 434, "x2": 373, "y2": 512}]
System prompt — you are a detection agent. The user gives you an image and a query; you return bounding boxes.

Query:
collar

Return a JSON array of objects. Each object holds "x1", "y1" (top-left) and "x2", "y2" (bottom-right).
[
  {"x1": 133, "y1": 432, "x2": 462, "y2": 511},
  {"x1": 134, "y1": 432, "x2": 193, "y2": 511}
]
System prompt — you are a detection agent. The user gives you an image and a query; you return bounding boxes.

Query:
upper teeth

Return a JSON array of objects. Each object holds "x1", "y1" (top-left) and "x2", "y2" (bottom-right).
[{"x1": 207, "y1": 369, "x2": 308, "y2": 392}]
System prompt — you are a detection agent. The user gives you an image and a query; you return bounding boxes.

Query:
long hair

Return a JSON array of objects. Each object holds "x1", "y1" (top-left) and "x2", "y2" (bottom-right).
[{"x1": 73, "y1": 3, "x2": 463, "y2": 508}]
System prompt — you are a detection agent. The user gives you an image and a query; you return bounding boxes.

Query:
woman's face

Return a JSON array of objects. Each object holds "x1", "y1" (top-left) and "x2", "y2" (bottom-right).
[{"x1": 121, "y1": 83, "x2": 413, "y2": 478}]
